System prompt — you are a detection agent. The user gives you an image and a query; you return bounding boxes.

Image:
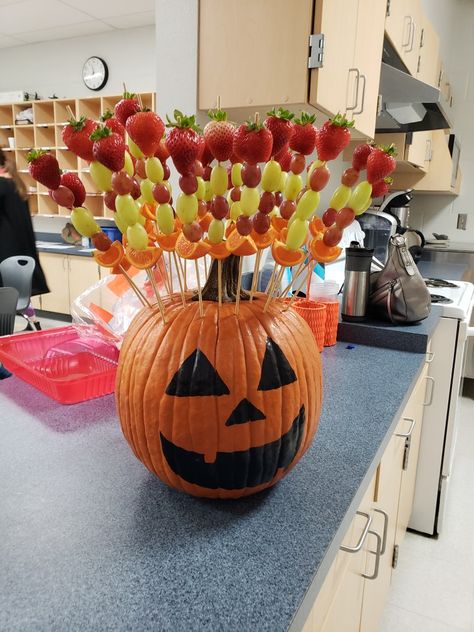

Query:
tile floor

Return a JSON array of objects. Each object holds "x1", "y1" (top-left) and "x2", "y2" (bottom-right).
[{"x1": 380, "y1": 380, "x2": 474, "y2": 631}]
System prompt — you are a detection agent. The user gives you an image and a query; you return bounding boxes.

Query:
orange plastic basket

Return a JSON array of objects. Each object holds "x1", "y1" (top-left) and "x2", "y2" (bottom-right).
[
  {"x1": 319, "y1": 300, "x2": 339, "y2": 347},
  {"x1": 292, "y1": 300, "x2": 327, "y2": 352}
]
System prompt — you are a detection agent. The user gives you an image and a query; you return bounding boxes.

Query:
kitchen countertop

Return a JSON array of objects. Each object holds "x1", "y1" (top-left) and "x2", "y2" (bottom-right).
[
  {"x1": 36, "y1": 241, "x2": 95, "y2": 257},
  {"x1": 0, "y1": 341, "x2": 427, "y2": 632}
]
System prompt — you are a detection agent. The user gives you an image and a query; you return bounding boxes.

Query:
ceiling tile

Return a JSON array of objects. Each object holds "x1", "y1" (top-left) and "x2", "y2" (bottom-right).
[
  {"x1": 102, "y1": 10, "x2": 154, "y2": 29},
  {"x1": 59, "y1": 0, "x2": 154, "y2": 19},
  {"x1": 15, "y1": 20, "x2": 114, "y2": 43},
  {"x1": 0, "y1": 32, "x2": 26, "y2": 47},
  {"x1": 0, "y1": 0, "x2": 93, "y2": 33}
]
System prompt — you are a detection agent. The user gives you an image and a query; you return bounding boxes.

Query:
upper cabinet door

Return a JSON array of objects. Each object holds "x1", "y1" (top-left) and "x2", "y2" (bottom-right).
[
  {"x1": 385, "y1": 0, "x2": 422, "y2": 76},
  {"x1": 198, "y1": 0, "x2": 313, "y2": 110},
  {"x1": 417, "y1": 15, "x2": 440, "y2": 87},
  {"x1": 309, "y1": 0, "x2": 358, "y2": 117}
]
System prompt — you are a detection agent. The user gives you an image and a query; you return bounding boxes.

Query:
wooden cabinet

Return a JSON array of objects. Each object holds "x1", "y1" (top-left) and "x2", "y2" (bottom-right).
[
  {"x1": 371, "y1": 130, "x2": 432, "y2": 172},
  {"x1": 68, "y1": 256, "x2": 100, "y2": 305},
  {"x1": 385, "y1": 0, "x2": 422, "y2": 76},
  {"x1": 416, "y1": 14, "x2": 439, "y2": 87}
]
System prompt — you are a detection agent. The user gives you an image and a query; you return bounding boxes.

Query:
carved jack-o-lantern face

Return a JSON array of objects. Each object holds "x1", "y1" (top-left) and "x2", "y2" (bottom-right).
[{"x1": 117, "y1": 298, "x2": 322, "y2": 499}]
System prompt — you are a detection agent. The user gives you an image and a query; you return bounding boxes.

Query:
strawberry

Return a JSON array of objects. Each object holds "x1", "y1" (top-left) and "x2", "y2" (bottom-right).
[
  {"x1": 165, "y1": 110, "x2": 202, "y2": 175},
  {"x1": 274, "y1": 145, "x2": 292, "y2": 171},
  {"x1": 315, "y1": 113, "x2": 354, "y2": 161},
  {"x1": 62, "y1": 116, "x2": 97, "y2": 162},
  {"x1": 100, "y1": 110, "x2": 125, "y2": 139},
  {"x1": 154, "y1": 139, "x2": 170, "y2": 163},
  {"x1": 90, "y1": 126, "x2": 126, "y2": 172},
  {"x1": 114, "y1": 90, "x2": 140, "y2": 126},
  {"x1": 370, "y1": 176, "x2": 393, "y2": 198},
  {"x1": 126, "y1": 110, "x2": 165, "y2": 157},
  {"x1": 352, "y1": 143, "x2": 374, "y2": 171},
  {"x1": 204, "y1": 109, "x2": 235, "y2": 162},
  {"x1": 60, "y1": 172, "x2": 86, "y2": 207},
  {"x1": 233, "y1": 118, "x2": 273, "y2": 165},
  {"x1": 264, "y1": 107, "x2": 294, "y2": 156},
  {"x1": 289, "y1": 111, "x2": 317, "y2": 155},
  {"x1": 27, "y1": 150, "x2": 61, "y2": 190},
  {"x1": 201, "y1": 137, "x2": 215, "y2": 165},
  {"x1": 366, "y1": 145, "x2": 397, "y2": 184}
]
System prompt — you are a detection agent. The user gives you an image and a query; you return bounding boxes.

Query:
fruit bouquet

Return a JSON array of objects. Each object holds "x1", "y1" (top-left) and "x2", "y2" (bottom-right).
[{"x1": 27, "y1": 90, "x2": 396, "y2": 499}]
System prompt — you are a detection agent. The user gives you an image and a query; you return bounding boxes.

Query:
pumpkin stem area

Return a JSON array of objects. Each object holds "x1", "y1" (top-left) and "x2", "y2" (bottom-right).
[{"x1": 197, "y1": 255, "x2": 250, "y2": 303}]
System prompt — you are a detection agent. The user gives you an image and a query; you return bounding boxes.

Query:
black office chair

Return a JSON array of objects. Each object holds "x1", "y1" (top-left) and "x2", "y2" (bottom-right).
[
  {"x1": 0, "y1": 256, "x2": 35, "y2": 330},
  {"x1": 0, "y1": 286, "x2": 19, "y2": 336}
]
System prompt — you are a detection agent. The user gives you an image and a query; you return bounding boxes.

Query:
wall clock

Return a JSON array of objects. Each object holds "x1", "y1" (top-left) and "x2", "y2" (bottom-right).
[{"x1": 82, "y1": 56, "x2": 109, "y2": 91}]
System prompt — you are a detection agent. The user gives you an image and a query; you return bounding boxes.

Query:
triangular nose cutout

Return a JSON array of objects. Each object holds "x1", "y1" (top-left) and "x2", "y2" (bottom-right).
[{"x1": 225, "y1": 398, "x2": 266, "y2": 426}]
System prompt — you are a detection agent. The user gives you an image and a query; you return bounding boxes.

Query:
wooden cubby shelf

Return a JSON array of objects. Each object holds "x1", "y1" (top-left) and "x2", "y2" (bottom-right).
[{"x1": 0, "y1": 92, "x2": 156, "y2": 217}]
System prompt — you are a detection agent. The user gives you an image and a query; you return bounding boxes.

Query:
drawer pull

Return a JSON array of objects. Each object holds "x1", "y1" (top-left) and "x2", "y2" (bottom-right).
[
  {"x1": 396, "y1": 417, "x2": 415, "y2": 438},
  {"x1": 373, "y1": 508, "x2": 388, "y2": 555},
  {"x1": 424, "y1": 376, "x2": 435, "y2": 406},
  {"x1": 425, "y1": 351, "x2": 435, "y2": 363},
  {"x1": 340, "y1": 511, "x2": 372, "y2": 553},
  {"x1": 362, "y1": 530, "x2": 382, "y2": 580}
]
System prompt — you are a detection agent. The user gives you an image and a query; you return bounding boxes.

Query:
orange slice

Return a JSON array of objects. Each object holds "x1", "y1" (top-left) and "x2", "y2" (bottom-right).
[
  {"x1": 271, "y1": 240, "x2": 306, "y2": 267},
  {"x1": 140, "y1": 203, "x2": 157, "y2": 221},
  {"x1": 93, "y1": 240, "x2": 124, "y2": 268},
  {"x1": 271, "y1": 215, "x2": 288, "y2": 234},
  {"x1": 251, "y1": 226, "x2": 277, "y2": 250},
  {"x1": 111, "y1": 257, "x2": 131, "y2": 275},
  {"x1": 309, "y1": 238, "x2": 342, "y2": 263},
  {"x1": 225, "y1": 221, "x2": 235, "y2": 238},
  {"x1": 175, "y1": 233, "x2": 211, "y2": 260},
  {"x1": 125, "y1": 245, "x2": 162, "y2": 269},
  {"x1": 156, "y1": 230, "x2": 180, "y2": 252},
  {"x1": 204, "y1": 239, "x2": 230, "y2": 260},
  {"x1": 225, "y1": 229, "x2": 258, "y2": 257},
  {"x1": 279, "y1": 226, "x2": 288, "y2": 243},
  {"x1": 199, "y1": 212, "x2": 213, "y2": 233},
  {"x1": 309, "y1": 216, "x2": 326, "y2": 238}
]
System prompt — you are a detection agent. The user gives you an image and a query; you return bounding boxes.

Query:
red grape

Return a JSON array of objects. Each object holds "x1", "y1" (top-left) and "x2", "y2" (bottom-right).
[
  {"x1": 52, "y1": 185, "x2": 74, "y2": 209},
  {"x1": 253, "y1": 211, "x2": 271, "y2": 234},
  {"x1": 182, "y1": 221, "x2": 203, "y2": 243},
  {"x1": 104, "y1": 190, "x2": 117, "y2": 211},
  {"x1": 162, "y1": 162, "x2": 171, "y2": 180},
  {"x1": 236, "y1": 215, "x2": 252, "y2": 236},
  {"x1": 130, "y1": 179, "x2": 141, "y2": 200},
  {"x1": 192, "y1": 159, "x2": 204, "y2": 177},
  {"x1": 274, "y1": 191, "x2": 283, "y2": 206},
  {"x1": 341, "y1": 167, "x2": 360, "y2": 187},
  {"x1": 230, "y1": 186, "x2": 241, "y2": 202},
  {"x1": 322, "y1": 207, "x2": 337, "y2": 227},
  {"x1": 179, "y1": 174, "x2": 198, "y2": 194},
  {"x1": 259, "y1": 191, "x2": 275, "y2": 214},
  {"x1": 323, "y1": 226, "x2": 343, "y2": 247},
  {"x1": 296, "y1": 186, "x2": 308, "y2": 203},
  {"x1": 211, "y1": 195, "x2": 229, "y2": 220},
  {"x1": 280, "y1": 199, "x2": 296, "y2": 220},
  {"x1": 335, "y1": 207, "x2": 355, "y2": 229},
  {"x1": 92, "y1": 232, "x2": 112, "y2": 251},
  {"x1": 290, "y1": 153, "x2": 306, "y2": 175},
  {"x1": 203, "y1": 165, "x2": 212, "y2": 181},
  {"x1": 112, "y1": 171, "x2": 134, "y2": 195},
  {"x1": 241, "y1": 163, "x2": 261, "y2": 187},
  {"x1": 135, "y1": 159, "x2": 146, "y2": 179},
  {"x1": 153, "y1": 183, "x2": 171, "y2": 204},
  {"x1": 227, "y1": 170, "x2": 233, "y2": 190},
  {"x1": 198, "y1": 199, "x2": 208, "y2": 218},
  {"x1": 309, "y1": 165, "x2": 330, "y2": 191}
]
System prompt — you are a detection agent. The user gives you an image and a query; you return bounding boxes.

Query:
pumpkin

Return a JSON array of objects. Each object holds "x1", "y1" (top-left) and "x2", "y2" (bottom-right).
[{"x1": 117, "y1": 256, "x2": 322, "y2": 499}]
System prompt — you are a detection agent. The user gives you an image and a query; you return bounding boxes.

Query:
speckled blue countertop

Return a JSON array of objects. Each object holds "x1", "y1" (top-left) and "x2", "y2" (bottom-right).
[
  {"x1": 0, "y1": 342, "x2": 426, "y2": 632},
  {"x1": 36, "y1": 243, "x2": 95, "y2": 257}
]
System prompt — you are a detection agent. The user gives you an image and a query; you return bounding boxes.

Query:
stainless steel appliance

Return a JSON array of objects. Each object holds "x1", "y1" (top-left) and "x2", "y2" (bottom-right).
[
  {"x1": 357, "y1": 209, "x2": 397, "y2": 263},
  {"x1": 341, "y1": 244, "x2": 374, "y2": 322}
]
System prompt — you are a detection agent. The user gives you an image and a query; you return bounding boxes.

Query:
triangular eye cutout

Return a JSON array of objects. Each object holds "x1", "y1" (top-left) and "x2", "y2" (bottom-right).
[
  {"x1": 225, "y1": 398, "x2": 266, "y2": 426},
  {"x1": 257, "y1": 338, "x2": 297, "y2": 391},
  {"x1": 166, "y1": 349, "x2": 230, "y2": 397}
]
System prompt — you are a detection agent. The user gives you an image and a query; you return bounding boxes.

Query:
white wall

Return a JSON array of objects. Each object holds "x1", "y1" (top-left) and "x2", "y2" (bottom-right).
[{"x1": 0, "y1": 25, "x2": 155, "y2": 99}]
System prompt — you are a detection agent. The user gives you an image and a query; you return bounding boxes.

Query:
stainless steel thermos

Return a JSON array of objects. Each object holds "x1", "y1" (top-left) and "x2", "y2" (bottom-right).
[{"x1": 341, "y1": 243, "x2": 374, "y2": 322}]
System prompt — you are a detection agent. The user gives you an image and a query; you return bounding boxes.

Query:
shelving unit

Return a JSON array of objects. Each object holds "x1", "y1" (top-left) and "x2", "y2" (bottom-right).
[{"x1": 0, "y1": 93, "x2": 156, "y2": 217}]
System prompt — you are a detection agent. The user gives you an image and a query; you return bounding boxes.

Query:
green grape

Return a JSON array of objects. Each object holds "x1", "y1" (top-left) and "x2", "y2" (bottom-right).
[
  {"x1": 156, "y1": 203, "x2": 175, "y2": 235},
  {"x1": 71, "y1": 207, "x2": 100, "y2": 238},
  {"x1": 114, "y1": 212, "x2": 128, "y2": 235},
  {"x1": 329, "y1": 184, "x2": 351, "y2": 211},
  {"x1": 348, "y1": 181, "x2": 373, "y2": 213},
  {"x1": 176, "y1": 192, "x2": 198, "y2": 224},
  {"x1": 278, "y1": 170, "x2": 287, "y2": 192},
  {"x1": 204, "y1": 179, "x2": 213, "y2": 202},
  {"x1": 127, "y1": 223, "x2": 149, "y2": 250},
  {"x1": 136, "y1": 195, "x2": 145, "y2": 206},
  {"x1": 115, "y1": 194, "x2": 139, "y2": 226},
  {"x1": 196, "y1": 176, "x2": 205, "y2": 200},
  {"x1": 140, "y1": 178, "x2": 155, "y2": 203},
  {"x1": 261, "y1": 160, "x2": 282, "y2": 192},
  {"x1": 145, "y1": 157, "x2": 164, "y2": 183},
  {"x1": 123, "y1": 152, "x2": 134, "y2": 177},
  {"x1": 295, "y1": 190, "x2": 320, "y2": 221},
  {"x1": 90, "y1": 161, "x2": 112, "y2": 192},
  {"x1": 355, "y1": 196, "x2": 373, "y2": 216},
  {"x1": 208, "y1": 218, "x2": 225, "y2": 244},
  {"x1": 286, "y1": 218, "x2": 309, "y2": 251},
  {"x1": 230, "y1": 201, "x2": 242, "y2": 220},
  {"x1": 240, "y1": 186, "x2": 260, "y2": 217},
  {"x1": 210, "y1": 165, "x2": 228, "y2": 196},
  {"x1": 231, "y1": 163, "x2": 243, "y2": 187},
  {"x1": 307, "y1": 159, "x2": 324, "y2": 180},
  {"x1": 128, "y1": 136, "x2": 144, "y2": 159},
  {"x1": 136, "y1": 209, "x2": 146, "y2": 225},
  {"x1": 284, "y1": 173, "x2": 303, "y2": 201}
]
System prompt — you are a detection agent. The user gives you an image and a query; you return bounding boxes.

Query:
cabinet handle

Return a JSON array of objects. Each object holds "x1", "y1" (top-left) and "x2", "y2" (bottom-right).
[
  {"x1": 406, "y1": 19, "x2": 416, "y2": 52},
  {"x1": 425, "y1": 139, "x2": 433, "y2": 162},
  {"x1": 402, "y1": 15, "x2": 412, "y2": 47},
  {"x1": 424, "y1": 376, "x2": 435, "y2": 406},
  {"x1": 396, "y1": 417, "x2": 415, "y2": 438},
  {"x1": 425, "y1": 350, "x2": 435, "y2": 363},
  {"x1": 340, "y1": 511, "x2": 372, "y2": 553},
  {"x1": 346, "y1": 68, "x2": 360, "y2": 112},
  {"x1": 373, "y1": 508, "x2": 388, "y2": 555},
  {"x1": 353, "y1": 73, "x2": 366, "y2": 115},
  {"x1": 362, "y1": 530, "x2": 382, "y2": 580}
]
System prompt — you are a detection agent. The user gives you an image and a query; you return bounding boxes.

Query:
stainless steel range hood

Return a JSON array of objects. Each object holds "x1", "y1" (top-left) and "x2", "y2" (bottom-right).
[{"x1": 375, "y1": 38, "x2": 451, "y2": 133}]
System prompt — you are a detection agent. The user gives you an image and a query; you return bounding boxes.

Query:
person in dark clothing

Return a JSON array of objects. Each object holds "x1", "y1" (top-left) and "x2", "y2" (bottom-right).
[{"x1": 0, "y1": 148, "x2": 49, "y2": 298}]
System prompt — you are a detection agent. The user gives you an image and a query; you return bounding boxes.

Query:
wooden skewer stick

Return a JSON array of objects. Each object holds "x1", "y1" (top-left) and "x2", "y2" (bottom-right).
[
  {"x1": 137, "y1": 93, "x2": 144, "y2": 110},
  {"x1": 203, "y1": 255, "x2": 209, "y2": 282},
  {"x1": 283, "y1": 259, "x2": 314, "y2": 312},
  {"x1": 183, "y1": 259, "x2": 188, "y2": 292},
  {"x1": 264, "y1": 264, "x2": 278, "y2": 295},
  {"x1": 172, "y1": 252, "x2": 186, "y2": 307},
  {"x1": 279, "y1": 260, "x2": 307, "y2": 298},
  {"x1": 263, "y1": 265, "x2": 282, "y2": 312},
  {"x1": 218, "y1": 259, "x2": 223, "y2": 308},
  {"x1": 249, "y1": 250, "x2": 262, "y2": 301},
  {"x1": 194, "y1": 259, "x2": 204, "y2": 318},
  {"x1": 235, "y1": 255, "x2": 244, "y2": 316},
  {"x1": 145, "y1": 269, "x2": 167, "y2": 323},
  {"x1": 168, "y1": 252, "x2": 174, "y2": 295},
  {"x1": 65, "y1": 105, "x2": 75, "y2": 120},
  {"x1": 118, "y1": 264, "x2": 152, "y2": 309}
]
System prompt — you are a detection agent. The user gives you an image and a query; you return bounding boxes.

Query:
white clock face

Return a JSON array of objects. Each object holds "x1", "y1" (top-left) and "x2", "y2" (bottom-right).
[{"x1": 82, "y1": 57, "x2": 108, "y2": 91}]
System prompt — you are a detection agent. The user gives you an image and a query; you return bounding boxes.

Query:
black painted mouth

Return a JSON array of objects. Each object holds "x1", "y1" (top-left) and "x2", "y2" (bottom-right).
[{"x1": 160, "y1": 405, "x2": 305, "y2": 490}]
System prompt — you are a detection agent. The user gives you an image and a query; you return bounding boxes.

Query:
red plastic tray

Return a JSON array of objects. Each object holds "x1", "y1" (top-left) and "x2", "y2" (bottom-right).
[{"x1": 0, "y1": 326, "x2": 118, "y2": 404}]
